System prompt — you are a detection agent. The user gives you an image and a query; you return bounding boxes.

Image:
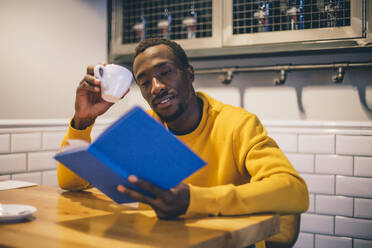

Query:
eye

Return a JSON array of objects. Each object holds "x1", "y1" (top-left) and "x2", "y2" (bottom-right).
[
  {"x1": 140, "y1": 80, "x2": 150, "y2": 88},
  {"x1": 160, "y1": 69, "x2": 172, "y2": 76}
]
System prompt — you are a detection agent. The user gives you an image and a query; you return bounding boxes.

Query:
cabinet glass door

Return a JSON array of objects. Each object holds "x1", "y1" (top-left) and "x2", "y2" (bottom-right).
[
  {"x1": 223, "y1": 0, "x2": 364, "y2": 46},
  {"x1": 110, "y1": 0, "x2": 222, "y2": 58}
]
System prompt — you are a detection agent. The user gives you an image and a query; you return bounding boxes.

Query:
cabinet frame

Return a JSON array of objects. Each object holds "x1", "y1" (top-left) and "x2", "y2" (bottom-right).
[
  {"x1": 109, "y1": 0, "x2": 223, "y2": 63},
  {"x1": 109, "y1": 0, "x2": 370, "y2": 64},
  {"x1": 223, "y1": 0, "x2": 364, "y2": 47}
]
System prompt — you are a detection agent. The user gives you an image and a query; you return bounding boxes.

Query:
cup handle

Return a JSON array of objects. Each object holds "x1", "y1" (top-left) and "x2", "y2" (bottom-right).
[{"x1": 94, "y1": 65, "x2": 105, "y2": 81}]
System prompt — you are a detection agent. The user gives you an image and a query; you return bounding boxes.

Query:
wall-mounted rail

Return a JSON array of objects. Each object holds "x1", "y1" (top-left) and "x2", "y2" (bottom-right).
[{"x1": 194, "y1": 62, "x2": 372, "y2": 85}]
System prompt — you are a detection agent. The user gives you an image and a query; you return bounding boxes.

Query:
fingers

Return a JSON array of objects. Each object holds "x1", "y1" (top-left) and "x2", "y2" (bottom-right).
[
  {"x1": 128, "y1": 175, "x2": 173, "y2": 203},
  {"x1": 117, "y1": 184, "x2": 154, "y2": 205},
  {"x1": 117, "y1": 176, "x2": 190, "y2": 219},
  {"x1": 86, "y1": 65, "x2": 95, "y2": 75},
  {"x1": 83, "y1": 74, "x2": 101, "y2": 87},
  {"x1": 121, "y1": 88, "x2": 130, "y2": 99},
  {"x1": 78, "y1": 75, "x2": 101, "y2": 93},
  {"x1": 116, "y1": 175, "x2": 172, "y2": 204},
  {"x1": 87, "y1": 63, "x2": 107, "y2": 76},
  {"x1": 83, "y1": 64, "x2": 105, "y2": 93}
]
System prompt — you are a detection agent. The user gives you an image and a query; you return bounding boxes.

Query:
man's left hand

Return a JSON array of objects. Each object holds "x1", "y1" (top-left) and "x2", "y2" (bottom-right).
[{"x1": 117, "y1": 175, "x2": 190, "y2": 219}]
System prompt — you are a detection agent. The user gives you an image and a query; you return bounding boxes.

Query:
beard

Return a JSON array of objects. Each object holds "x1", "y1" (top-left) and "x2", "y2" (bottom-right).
[{"x1": 156, "y1": 103, "x2": 185, "y2": 122}]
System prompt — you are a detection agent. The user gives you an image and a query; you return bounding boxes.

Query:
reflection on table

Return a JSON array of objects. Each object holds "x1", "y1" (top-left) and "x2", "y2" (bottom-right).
[{"x1": 0, "y1": 185, "x2": 279, "y2": 247}]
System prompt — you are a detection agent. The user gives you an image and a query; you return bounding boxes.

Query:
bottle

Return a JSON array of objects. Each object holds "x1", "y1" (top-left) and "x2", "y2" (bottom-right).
[
  {"x1": 265, "y1": 1, "x2": 273, "y2": 32},
  {"x1": 254, "y1": 1, "x2": 272, "y2": 32},
  {"x1": 286, "y1": 0, "x2": 299, "y2": 30},
  {"x1": 158, "y1": 8, "x2": 172, "y2": 39},
  {"x1": 298, "y1": 0, "x2": 304, "y2": 29},
  {"x1": 183, "y1": 5, "x2": 198, "y2": 39},
  {"x1": 133, "y1": 13, "x2": 146, "y2": 41},
  {"x1": 324, "y1": 0, "x2": 337, "y2": 27}
]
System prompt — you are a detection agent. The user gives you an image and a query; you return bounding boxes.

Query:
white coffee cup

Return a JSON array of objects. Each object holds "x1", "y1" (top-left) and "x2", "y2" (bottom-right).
[{"x1": 94, "y1": 64, "x2": 133, "y2": 103}]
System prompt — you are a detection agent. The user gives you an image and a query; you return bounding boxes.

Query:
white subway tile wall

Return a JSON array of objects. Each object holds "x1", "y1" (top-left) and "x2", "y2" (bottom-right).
[
  {"x1": 42, "y1": 132, "x2": 65, "y2": 150},
  {"x1": 354, "y1": 239, "x2": 372, "y2": 248},
  {"x1": 336, "y1": 176, "x2": 372, "y2": 198},
  {"x1": 301, "y1": 213, "x2": 335, "y2": 235},
  {"x1": 354, "y1": 198, "x2": 372, "y2": 219},
  {"x1": 294, "y1": 232, "x2": 314, "y2": 248},
  {"x1": 301, "y1": 174, "x2": 335, "y2": 194},
  {"x1": 315, "y1": 234, "x2": 352, "y2": 248},
  {"x1": 268, "y1": 123, "x2": 372, "y2": 248},
  {"x1": 42, "y1": 170, "x2": 58, "y2": 186},
  {"x1": 11, "y1": 133, "x2": 41, "y2": 152},
  {"x1": 12, "y1": 171, "x2": 42, "y2": 184},
  {"x1": 299, "y1": 134, "x2": 335, "y2": 154},
  {"x1": 0, "y1": 125, "x2": 109, "y2": 186},
  {"x1": 316, "y1": 195, "x2": 353, "y2": 217},
  {"x1": 0, "y1": 175, "x2": 11, "y2": 181},
  {"x1": 269, "y1": 133, "x2": 297, "y2": 152},
  {"x1": 336, "y1": 135, "x2": 372, "y2": 156},
  {"x1": 287, "y1": 153, "x2": 314, "y2": 173},
  {"x1": 354, "y1": 156, "x2": 372, "y2": 177},
  {"x1": 0, "y1": 134, "x2": 10, "y2": 153},
  {"x1": 308, "y1": 194, "x2": 315, "y2": 213},
  {"x1": 1, "y1": 115, "x2": 372, "y2": 248},
  {"x1": 335, "y1": 216, "x2": 372, "y2": 240},
  {"x1": 315, "y1": 155, "x2": 353, "y2": 176},
  {"x1": 0, "y1": 153, "x2": 27, "y2": 174},
  {"x1": 28, "y1": 151, "x2": 58, "y2": 171}
]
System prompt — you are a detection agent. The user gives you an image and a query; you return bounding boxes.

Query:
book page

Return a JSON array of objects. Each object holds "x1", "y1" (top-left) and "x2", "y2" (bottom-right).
[{"x1": 60, "y1": 139, "x2": 90, "y2": 152}]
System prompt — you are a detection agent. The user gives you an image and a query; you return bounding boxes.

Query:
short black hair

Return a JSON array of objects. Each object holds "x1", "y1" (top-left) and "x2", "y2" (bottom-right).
[{"x1": 133, "y1": 38, "x2": 190, "y2": 68}]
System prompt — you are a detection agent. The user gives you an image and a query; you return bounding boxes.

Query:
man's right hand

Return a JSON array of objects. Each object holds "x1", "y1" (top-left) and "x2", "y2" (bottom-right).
[{"x1": 72, "y1": 65, "x2": 129, "y2": 130}]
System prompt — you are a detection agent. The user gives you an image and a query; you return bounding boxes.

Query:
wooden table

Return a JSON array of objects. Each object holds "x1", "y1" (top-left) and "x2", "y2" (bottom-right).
[{"x1": 0, "y1": 185, "x2": 279, "y2": 248}]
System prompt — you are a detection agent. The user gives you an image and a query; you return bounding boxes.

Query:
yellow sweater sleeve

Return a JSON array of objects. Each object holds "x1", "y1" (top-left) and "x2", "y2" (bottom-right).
[
  {"x1": 56, "y1": 119, "x2": 94, "y2": 191},
  {"x1": 185, "y1": 115, "x2": 309, "y2": 217}
]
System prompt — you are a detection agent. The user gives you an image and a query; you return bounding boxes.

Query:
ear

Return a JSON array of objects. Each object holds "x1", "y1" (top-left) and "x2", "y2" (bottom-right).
[{"x1": 185, "y1": 65, "x2": 195, "y2": 83}]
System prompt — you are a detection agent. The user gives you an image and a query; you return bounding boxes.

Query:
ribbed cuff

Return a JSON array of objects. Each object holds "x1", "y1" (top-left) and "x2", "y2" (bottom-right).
[
  {"x1": 183, "y1": 184, "x2": 218, "y2": 218},
  {"x1": 67, "y1": 118, "x2": 94, "y2": 141}
]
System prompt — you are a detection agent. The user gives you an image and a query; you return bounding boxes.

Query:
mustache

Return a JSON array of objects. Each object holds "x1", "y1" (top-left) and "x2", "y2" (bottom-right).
[{"x1": 151, "y1": 90, "x2": 170, "y2": 105}]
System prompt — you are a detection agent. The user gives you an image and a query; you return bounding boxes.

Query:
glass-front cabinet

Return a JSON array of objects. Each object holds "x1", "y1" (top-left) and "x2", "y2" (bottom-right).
[
  {"x1": 110, "y1": 0, "x2": 222, "y2": 61},
  {"x1": 109, "y1": 0, "x2": 368, "y2": 63},
  {"x1": 224, "y1": 0, "x2": 364, "y2": 46}
]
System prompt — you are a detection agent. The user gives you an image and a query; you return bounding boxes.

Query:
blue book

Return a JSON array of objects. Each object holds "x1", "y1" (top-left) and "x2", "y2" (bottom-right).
[{"x1": 54, "y1": 106, "x2": 206, "y2": 204}]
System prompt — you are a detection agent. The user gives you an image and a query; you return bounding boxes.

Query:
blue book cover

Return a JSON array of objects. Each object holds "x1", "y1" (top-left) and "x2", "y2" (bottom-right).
[{"x1": 54, "y1": 106, "x2": 206, "y2": 204}]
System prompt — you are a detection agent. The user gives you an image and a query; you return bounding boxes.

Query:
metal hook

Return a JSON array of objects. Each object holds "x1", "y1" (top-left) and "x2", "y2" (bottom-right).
[
  {"x1": 274, "y1": 68, "x2": 287, "y2": 85},
  {"x1": 332, "y1": 66, "x2": 345, "y2": 83},
  {"x1": 219, "y1": 70, "x2": 234, "y2": 85}
]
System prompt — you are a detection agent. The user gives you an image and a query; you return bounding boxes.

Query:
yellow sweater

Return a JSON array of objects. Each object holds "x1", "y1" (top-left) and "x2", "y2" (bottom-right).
[{"x1": 57, "y1": 92, "x2": 309, "y2": 247}]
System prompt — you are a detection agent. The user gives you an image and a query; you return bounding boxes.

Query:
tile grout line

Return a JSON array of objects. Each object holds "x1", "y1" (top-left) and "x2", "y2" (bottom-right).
[
  {"x1": 333, "y1": 215, "x2": 336, "y2": 237},
  {"x1": 313, "y1": 232, "x2": 315, "y2": 248},
  {"x1": 8, "y1": 132, "x2": 11, "y2": 154},
  {"x1": 41, "y1": 132, "x2": 44, "y2": 151},
  {"x1": 334, "y1": 134, "x2": 337, "y2": 155},
  {"x1": 313, "y1": 153, "x2": 316, "y2": 174}
]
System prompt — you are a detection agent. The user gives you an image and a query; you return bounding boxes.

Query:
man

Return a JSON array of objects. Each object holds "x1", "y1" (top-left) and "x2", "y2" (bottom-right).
[{"x1": 58, "y1": 38, "x2": 309, "y2": 247}]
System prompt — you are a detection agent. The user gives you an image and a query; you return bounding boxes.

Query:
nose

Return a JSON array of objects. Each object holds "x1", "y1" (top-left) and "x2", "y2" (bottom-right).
[{"x1": 151, "y1": 77, "x2": 166, "y2": 95}]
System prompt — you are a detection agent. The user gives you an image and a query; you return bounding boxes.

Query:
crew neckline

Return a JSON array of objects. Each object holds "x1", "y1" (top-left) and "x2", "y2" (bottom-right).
[
  {"x1": 148, "y1": 91, "x2": 211, "y2": 141},
  {"x1": 170, "y1": 92, "x2": 210, "y2": 141}
]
